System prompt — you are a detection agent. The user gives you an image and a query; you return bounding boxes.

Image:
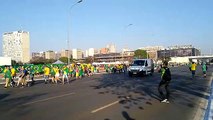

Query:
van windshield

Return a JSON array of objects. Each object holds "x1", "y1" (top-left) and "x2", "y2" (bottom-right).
[{"x1": 132, "y1": 60, "x2": 145, "y2": 66}]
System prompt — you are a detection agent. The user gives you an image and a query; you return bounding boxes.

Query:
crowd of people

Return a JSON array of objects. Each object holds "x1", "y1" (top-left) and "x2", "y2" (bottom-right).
[{"x1": 1, "y1": 63, "x2": 128, "y2": 88}]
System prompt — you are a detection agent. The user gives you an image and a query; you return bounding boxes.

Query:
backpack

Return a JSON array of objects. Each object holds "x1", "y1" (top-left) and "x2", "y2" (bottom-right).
[{"x1": 162, "y1": 68, "x2": 171, "y2": 81}]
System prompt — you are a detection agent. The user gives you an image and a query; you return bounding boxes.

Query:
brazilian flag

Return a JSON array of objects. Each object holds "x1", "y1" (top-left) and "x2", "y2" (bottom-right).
[
  {"x1": 14, "y1": 65, "x2": 19, "y2": 72},
  {"x1": 34, "y1": 65, "x2": 39, "y2": 74},
  {"x1": 0, "y1": 66, "x2": 5, "y2": 73},
  {"x1": 38, "y1": 64, "x2": 44, "y2": 73}
]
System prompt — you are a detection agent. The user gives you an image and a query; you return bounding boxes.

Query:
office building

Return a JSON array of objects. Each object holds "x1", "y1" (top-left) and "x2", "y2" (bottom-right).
[
  {"x1": 157, "y1": 45, "x2": 201, "y2": 59},
  {"x1": 2, "y1": 30, "x2": 30, "y2": 63},
  {"x1": 32, "y1": 52, "x2": 45, "y2": 58},
  {"x1": 45, "y1": 50, "x2": 56, "y2": 59},
  {"x1": 106, "y1": 44, "x2": 116, "y2": 53},
  {"x1": 85, "y1": 48, "x2": 95, "y2": 57},
  {"x1": 72, "y1": 49, "x2": 83, "y2": 59},
  {"x1": 61, "y1": 49, "x2": 72, "y2": 58}
]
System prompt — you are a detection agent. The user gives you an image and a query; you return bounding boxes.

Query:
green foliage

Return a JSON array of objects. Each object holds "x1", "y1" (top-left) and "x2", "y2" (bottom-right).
[
  {"x1": 59, "y1": 57, "x2": 68, "y2": 63},
  {"x1": 30, "y1": 57, "x2": 56, "y2": 64},
  {"x1": 84, "y1": 56, "x2": 94, "y2": 63},
  {"x1": 134, "y1": 49, "x2": 148, "y2": 59},
  {"x1": 11, "y1": 60, "x2": 17, "y2": 66},
  {"x1": 46, "y1": 59, "x2": 56, "y2": 64}
]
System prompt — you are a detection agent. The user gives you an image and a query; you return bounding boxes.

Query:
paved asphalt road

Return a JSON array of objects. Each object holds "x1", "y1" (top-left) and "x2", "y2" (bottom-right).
[{"x1": 0, "y1": 65, "x2": 212, "y2": 120}]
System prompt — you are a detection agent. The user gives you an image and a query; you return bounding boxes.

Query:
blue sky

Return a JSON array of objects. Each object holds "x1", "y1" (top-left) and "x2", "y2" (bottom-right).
[{"x1": 0, "y1": 0, "x2": 213, "y2": 54}]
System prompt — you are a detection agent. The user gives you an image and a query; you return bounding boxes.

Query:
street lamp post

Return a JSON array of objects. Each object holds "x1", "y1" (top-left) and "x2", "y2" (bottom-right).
[
  {"x1": 67, "y1": 0, "x2": 83, "y2": 65},
  {"x1": 122, "y1": 24, "x2": 133, "y2": 63}
]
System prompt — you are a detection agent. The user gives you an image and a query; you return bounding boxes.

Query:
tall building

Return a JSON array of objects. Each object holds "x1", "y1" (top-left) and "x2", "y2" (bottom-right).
[
  {"x1": 85, "y1": 48, "x2": 95, "y2": 57},
  {"x1": 61, "y1": 49, "x2": 72, "y2": 58},
  {"x1": 55, "y1": 52, "x2": 61, "y2": 60},
  {"x1": 72, "y1": 49, "x2": 83, "y2": 59},
  {"x1": 106, "y1": 44, "x2": 116, "y2": 53},
  {"x1": 45, "y1": 50, "x2": 56, "y2": 59},
  {"x1": 2, "y1": 30, "x2": 30, "y2": 63},
  {"x1": 32, "y1": 52, "x2": 45, "y2": 58}
]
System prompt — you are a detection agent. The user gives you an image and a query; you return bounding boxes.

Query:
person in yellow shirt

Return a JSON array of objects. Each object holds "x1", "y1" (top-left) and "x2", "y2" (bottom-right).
[
  {"x1": 4, "y1": 66, "x2": 12, "y2": 88},
  {"x1": 191, "y1": 62, "x2": 197, "y2": 79},
  {"x1": 10, "y1": 66, "x2": 16, "y2": 87},
  {"x1": 54, "y1": 66, "x2": 60, "y2": 84},
  {"x1": 43, "y1": 66, "x2": 50, "y2": 84}
]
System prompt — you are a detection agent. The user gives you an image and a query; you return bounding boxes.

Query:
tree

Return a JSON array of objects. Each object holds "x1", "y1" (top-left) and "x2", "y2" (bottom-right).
[
  {"x1": 59, "y1": 57, "x2": 68, "y2": 64},
  {"x1": 46, "y1": 59, "x2": 56, "y2": 64},
  {"x1": 84, "y1": 56, "x2": 94, "y2": 63},
  {"x1": 11, "y1": 60, "x2": 17, "y2": 66},
  {"x1": 30, "y1": 57, "x2": 46, "y2": 64},
  {"x1": 134, "y1": 49, "x2": 148, "y2": 59}
]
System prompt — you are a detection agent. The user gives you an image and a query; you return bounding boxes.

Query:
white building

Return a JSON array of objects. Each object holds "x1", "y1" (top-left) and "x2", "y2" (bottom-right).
[
  {"x1": 85, "y1": 48, "x2": 95, "y2": 57},
  {"x1": 45, "y1": 50, "x2": 56, "y2": 59},
  {"x1": 0, "y1": 57, "x2": 11, "y2": 66},
  {"x1": 72, "y1": 49, "x2": 83, "y2": 59},
  {"x1": 106, "y1": 44, "x2": 116, "y2": 53},
  {"x1": 2, "y1": 30, "x2": 30, "y2": 63}
]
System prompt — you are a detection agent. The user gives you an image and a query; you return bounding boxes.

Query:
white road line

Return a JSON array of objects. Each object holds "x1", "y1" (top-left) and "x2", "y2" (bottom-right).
[
  {"x1": 91, "y1": 100, "x2": 120, "y2": 113},
  {"x1": 22, "y1": 92, "x2": 75, "y2": 106}
]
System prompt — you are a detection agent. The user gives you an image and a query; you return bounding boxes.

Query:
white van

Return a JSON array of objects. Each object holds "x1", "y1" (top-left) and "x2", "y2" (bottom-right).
[{"x1": 128, "y1": 59, "x2": 154, "y2": 77}]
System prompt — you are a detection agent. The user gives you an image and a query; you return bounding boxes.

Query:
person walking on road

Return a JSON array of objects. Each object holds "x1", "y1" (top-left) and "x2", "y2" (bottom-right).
[
  {"x1": 62, "y1": 66, "x2": 69, "y2": 84},
  {"x1": 10, "y1": 66, "x2": 16, "y2": 87},
  {"x1": 43, "y1": 65, "x2": 50, "y2": 84},
  {"x1": 191, "y1": 62, "x2": 197, "y2": 79},
  {"x1": 54, "y1": 66, "x2": 60, "y2": 84},
  {"x1": 202, "y1": 62, "x2": 208, "y2": 78},
  {"x1": 158, "y1": 61, "x2": 171, "y2": 103},
  {"x1": 17, "y1": 67, "x2": 28, "y2": 88},
  {"x1": 4, "y1": 66, "x2": 12, "y2": 88},
  {"x1": 28, "y1": 66, "x2": 35, "y2": 85}
]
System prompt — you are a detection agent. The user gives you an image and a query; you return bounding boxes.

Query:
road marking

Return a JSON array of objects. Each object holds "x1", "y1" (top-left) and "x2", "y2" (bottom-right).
[
  {"x1": 22, "y1": 92, "x2": 75, "y2": 106},
  {"x1": 91, "y1": 100, "x2": 119, "y2": 113}
]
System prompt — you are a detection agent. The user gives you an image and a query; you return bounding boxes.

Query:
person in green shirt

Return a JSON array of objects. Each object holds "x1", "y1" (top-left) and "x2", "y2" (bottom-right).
[
  {"x1": 4, "y1": 66, "x2": 12, "y2": 88},
  {"x1": 202, "y1": 62, "x2": 208, "y2": 78},
  {"x1": 79, "y1": 66, "x2": 84, "y2": 79},
  {"x1": 62, "y1": 66, "x2": 69, "y2": 84},
  {"x1": 29, "y1": 66, "x2": 35, "y2": 85},
  {"x1": 50, "y1": 65, "x2": 56, "y2": 83}
]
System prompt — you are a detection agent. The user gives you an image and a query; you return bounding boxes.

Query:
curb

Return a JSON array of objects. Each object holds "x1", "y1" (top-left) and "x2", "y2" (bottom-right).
[
  {"x1": 203, "y1": 72, "x2": 213, "y2": 120},
  {"x1": 193, "y1": 72, "x2": 213, "y2": 120}
]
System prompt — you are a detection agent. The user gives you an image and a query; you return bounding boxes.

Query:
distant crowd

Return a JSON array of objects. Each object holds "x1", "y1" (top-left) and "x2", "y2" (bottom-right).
[{"x1": 1, "y1": 63, "x2": 127, "y2": 88}]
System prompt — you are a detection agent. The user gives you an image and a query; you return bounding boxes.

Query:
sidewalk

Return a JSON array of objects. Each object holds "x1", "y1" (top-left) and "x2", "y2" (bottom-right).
[{"x1": 204, "y1": 72, "x2": 213, "y2": 120}]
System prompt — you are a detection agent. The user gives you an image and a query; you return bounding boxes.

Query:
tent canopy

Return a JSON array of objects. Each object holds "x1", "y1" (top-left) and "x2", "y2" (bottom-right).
[{"x1": 53, "y1": 60, "x2": 65, "y2": 64}]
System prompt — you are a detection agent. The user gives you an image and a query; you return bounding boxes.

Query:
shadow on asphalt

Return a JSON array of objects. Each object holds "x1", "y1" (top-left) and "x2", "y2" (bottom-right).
[
  {"x1": 122, "y1": 111, "x2": 135, "y2": 120},
  {"x1": 90, "y1": 66, "x2": 212, "y2": 120},
  {"x1": 0, "y1": 93, "x2": 47, "y2": 111},
  {"x1": 0, "y1": 93, "x2": 10, "y2": 101}
]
